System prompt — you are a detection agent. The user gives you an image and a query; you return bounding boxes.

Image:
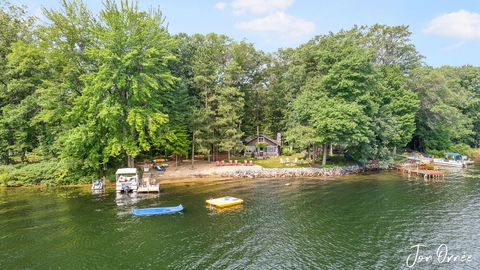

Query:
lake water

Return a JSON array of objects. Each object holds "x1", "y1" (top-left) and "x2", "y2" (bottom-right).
[{"x1": 1, "y1": 168, "x2": 480, "y2": 269}]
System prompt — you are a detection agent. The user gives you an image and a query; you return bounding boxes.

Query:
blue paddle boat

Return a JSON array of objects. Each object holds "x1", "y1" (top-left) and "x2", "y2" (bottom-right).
[{"x1": 132, "y1": 204, "x2": 184, "y2": 216}]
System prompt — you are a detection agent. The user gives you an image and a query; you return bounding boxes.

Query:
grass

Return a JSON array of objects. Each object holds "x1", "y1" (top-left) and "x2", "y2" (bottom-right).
[
  {"x1": 312, "y1": 154, "x2": 358, "y2": 168},
  {"x1": 230, "y1": 153, "x2": 357, "y2": 169},
  {"x1": 254, "y1": 154, "x2": 311, "y2": 168}
]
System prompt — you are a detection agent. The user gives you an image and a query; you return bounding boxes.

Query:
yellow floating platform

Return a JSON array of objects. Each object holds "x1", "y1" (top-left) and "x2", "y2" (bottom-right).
[{"x1": 206, "y1": 196, "x2": 243, "y2": 208}]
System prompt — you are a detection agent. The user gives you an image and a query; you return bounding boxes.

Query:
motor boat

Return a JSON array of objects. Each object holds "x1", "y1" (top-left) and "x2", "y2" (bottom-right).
[
  {"x1": 432, "y1": 152, "x2": 474, "y2": 168},
  {"x1": 115, "y1": 168, "x2": 139, "y2": 193},
  {"x1": 91, "y1": 179, "x2": 104, "y2": 191}
]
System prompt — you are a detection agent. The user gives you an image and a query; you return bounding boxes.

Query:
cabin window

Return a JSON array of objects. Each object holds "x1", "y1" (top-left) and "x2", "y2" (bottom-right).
[
  {"x1": 258, "y1": 137, "x2": 264, "y2": 142},
  {"x1": 267, "y1": 146, "x2": 277, "y2": 153}
]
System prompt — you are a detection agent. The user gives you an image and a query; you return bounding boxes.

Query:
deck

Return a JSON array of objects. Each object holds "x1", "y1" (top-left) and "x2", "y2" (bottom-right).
[
  {"x1": 399, "y1": 167, "x2": 445, "y2": 180},
  {"x1": 138, "y1": 172, "x2": 160, "y2": 193}
]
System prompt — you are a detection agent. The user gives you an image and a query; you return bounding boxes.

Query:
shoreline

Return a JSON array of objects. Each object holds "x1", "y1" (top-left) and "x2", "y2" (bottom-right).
[{"x1": 1, "y1": 163, "x2": 378, "y2": 188}]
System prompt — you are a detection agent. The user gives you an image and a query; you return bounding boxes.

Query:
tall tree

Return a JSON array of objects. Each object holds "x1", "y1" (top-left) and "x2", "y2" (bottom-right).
[
  {"x1": 0, "y1": 42, "x2": 47, "y2": 163},
  {"x1": 0, "y1": 1, "x2": 34, "y2": 96},
  {"x1": 61, "y1": 0, "x2": 176, "y2": 171},
  {"x1": 408, "y1": 67, "x2": 472, "y2": 151}
]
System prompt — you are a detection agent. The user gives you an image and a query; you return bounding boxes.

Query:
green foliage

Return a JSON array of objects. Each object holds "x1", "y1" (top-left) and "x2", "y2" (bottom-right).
[
  {"x1": 0, "y1": 41, "x2": 48, "y2": 163},
  {"x1": 61, "y1": 0, "x2": 176, "y2": 170},
  {"x1": 186, "y1": 33, "x2": 256, "y2": 158},
  {"x1": 409, "y1": 67, "x2": 477, "y2": 151},
  {"x1": 427, "y1": 143, "x2": 476, "y2": 158},
  {"x1": 165, "y1": 126, "x2": 190, "y2": 157},
  {"x1": 286, "y1": 30, "x2": 381, "y2": 164},
  {"x1": 255, "y1": 142, "x2": 268, "y2": 149},
  {"x1": 0, "y1": 160, "x2": 76, "y2": 186},
  {"x1": 1, "y1": 0, "x2": 480, "y2": 185},
  {"x1": 0, "y1": 1, "x2": 34, "y2": 91},
  {"x1": 281, "y1": 146, "x2": 295, "y2": 156}
]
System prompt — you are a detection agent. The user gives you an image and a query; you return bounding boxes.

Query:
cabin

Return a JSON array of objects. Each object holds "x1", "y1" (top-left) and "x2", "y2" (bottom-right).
[{"x1": 244, "y1": 134, "x2": 281, "y2": 158}]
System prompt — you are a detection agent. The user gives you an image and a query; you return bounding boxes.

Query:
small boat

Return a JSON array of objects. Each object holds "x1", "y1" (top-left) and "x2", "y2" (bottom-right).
[
  {"x1": 432, "y1": 152, "x2": 474, "y2": 168},
  {"x1": 132, "y1": 204, "x2": 184, "y2": 216},
  {"x1": 154, "y1": 165, "x2": 166, "y2": 172},
  {"x1": 91, "y1": 179, "x2": 104, "y2": 191},
  {"x1": 206, "y1": 196, "x2": 243, "y2": 208}
]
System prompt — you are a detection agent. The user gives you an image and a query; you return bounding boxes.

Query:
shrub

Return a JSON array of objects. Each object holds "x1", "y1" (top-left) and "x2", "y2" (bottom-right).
[
  {"x1": 448, "y1": 144, "x2": 476, "y2": 157},
  {"x1": 426, "y1": 149, "x2": 444, "y2": 158},
  {"x1": 0, "y1": 160, "x2": 87, "y2": 186},
  {"x1": 255, "y1": 142, "x2": 268, "y2": 150},
  {"x1": 427, "y1": 144, "x2": 476, "y2": 158},
  {"x1": 281, "y1": 146, "x2": 295, "y2": 156}
]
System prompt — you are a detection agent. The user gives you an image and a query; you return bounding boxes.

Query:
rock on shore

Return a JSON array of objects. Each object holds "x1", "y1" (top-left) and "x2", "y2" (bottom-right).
[{"x1": 215, "y1": 165, "x2": 362, "y2": 178}]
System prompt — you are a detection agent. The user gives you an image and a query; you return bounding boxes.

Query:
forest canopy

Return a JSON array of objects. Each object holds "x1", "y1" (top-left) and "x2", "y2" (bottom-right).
[{"x1": 1, "y1": 0, "x2": 480, "y2": 184}]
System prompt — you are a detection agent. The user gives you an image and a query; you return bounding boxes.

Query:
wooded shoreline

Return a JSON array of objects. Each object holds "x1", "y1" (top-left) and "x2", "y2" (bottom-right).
[
  {"x1": 2, "y1": 1, "x2": 480, "y2": 186},
  {"x1": 1, "y1": 161, "x2": 383, "y2": 187}
]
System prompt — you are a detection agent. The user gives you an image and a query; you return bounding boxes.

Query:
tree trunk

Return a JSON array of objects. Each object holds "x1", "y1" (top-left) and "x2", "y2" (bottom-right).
[
  {"x1": 127, "y1": 155, "x2": 135, "y2": 168},
  {"x1": 102, "y1": 162, "x2": 107, "y2": 177},
  {"x1": 392, "y1": 146, "x2": 397, "y2": 157},
  {"x1": 175, "y1": 155, "x2": 178, "y2": 168},
  {"x1": 256, "y1": 125, "x2": 260, "y2": 157},
  {"x1": 322, "y1": 144, "x2": 328, "y2": 166},
  {"x1": 307, "y1": 145, "x2": 311, "y2": 160},
  {"x1": 191, "y1": 133, "x2": 195, "y2": 169},
  {"x1": 329, "y1": 144, "x2": 333, "y2": 156},
  {"x1": 312, "y1": 145, "x2": 318, "y2": 163},
  {"x1": 228, "y1": 150, "x2": 231, "y2": 160}
]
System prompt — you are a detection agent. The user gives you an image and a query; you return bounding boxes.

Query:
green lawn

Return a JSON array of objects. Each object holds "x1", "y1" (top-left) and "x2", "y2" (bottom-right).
[
  {"x1": 230, "y1": 153, "x2": 357, "y2": 169},
  {"x1": 253, "y1": 154, "x2": 311, "y2": 168},
  {"x1": 312, "y1": 154, "x2": 357, "y2": 168}
]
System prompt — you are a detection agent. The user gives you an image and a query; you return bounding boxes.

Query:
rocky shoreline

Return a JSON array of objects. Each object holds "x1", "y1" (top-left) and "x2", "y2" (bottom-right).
[{"x1": 216, "y1": 165, "x2": 364, "y2": 178}]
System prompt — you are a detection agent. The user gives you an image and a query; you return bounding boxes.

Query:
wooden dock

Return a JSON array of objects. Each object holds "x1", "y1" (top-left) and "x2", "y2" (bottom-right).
[
  {"x1": 399, "y1": 167, "x2": 445, "y2": 180},
  {"x1": 138, "y1": 172, "x2": 160, "y2": 193}
]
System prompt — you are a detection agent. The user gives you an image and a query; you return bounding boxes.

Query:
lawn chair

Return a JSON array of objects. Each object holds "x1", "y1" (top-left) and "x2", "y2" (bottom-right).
[
  {"x1": 244, "y1": 160, "x2": 248, "y2": 166},
  {"x1": 234, "y1": 160, "x2": 238, "y2": 166},
  {"x1": 228, "y1": 160, "x2": 233, "y2": 166},
  {"x1": 220, "y1": 160, "x2": 225, "y2": 166},
  {"x1": 248, "y1": 160, "x2": 253, "y2": 166}
]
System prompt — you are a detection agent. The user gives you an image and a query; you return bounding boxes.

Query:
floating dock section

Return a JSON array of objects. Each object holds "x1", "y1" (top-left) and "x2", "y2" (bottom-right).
[{"x1": 206, "y1": 196, "x2": 243, "y2": 208}]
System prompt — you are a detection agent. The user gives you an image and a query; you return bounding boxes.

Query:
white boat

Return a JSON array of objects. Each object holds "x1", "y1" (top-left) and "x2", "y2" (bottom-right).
[
  {"x1": 115, "y1": 168, "x2": 139, "y2": 193},
  {"x1": 91, "y1": 179, "x2": 104, "y2": 191},
  {"x1": 432, "y1": 152, "x2": 474, "y2": 168}
]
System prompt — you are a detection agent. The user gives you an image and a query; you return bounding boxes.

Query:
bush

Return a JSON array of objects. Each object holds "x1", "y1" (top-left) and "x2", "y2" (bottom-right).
[
  {"x1": 449, "y1": 144, "x2": 476, "y2": 157},
  {"x1": 427, "y1": 144, "x2": 476, "y2": 158},
  {"x1": 0, "y1": 160, "x2": 87, "y2": 186},
  {"x1": 281, "y1": 146, "x2": 295, "y2": 156},
  {"x1": 426, "y1": 149, "x2": 443, "y2": 158},
  {"x1": 255, "y1": 142, "x2": 268, "y2": 150}
]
